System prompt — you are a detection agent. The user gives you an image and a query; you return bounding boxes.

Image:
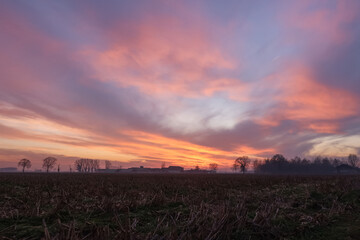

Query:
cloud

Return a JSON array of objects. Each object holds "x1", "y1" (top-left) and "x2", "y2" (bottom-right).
[
  {"x1": 261, "y1": 64, "x2": 358, "y2": 132},
  {"x1": 0, "y1": 1, "x2": 359, "y2": 170},
  {"x1": 308, "y1": 134, "x2": 360, "y2": 157},
  {"x1": 78, "y1": 15, "x2": 243, "y2": 100}
]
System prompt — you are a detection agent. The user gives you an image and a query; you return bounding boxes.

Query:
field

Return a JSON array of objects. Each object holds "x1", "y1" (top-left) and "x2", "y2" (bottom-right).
[{"x1": 0, "y1": 173, "x2": 360, "y2": 240}]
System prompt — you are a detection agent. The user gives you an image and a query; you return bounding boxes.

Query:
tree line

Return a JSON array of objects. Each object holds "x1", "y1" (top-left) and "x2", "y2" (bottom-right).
[
  {"x1": 16, "y1": 153, "x2": 359, "y2": 174},
  {"x1": 17, "y1": 157, "x2": 218, "y2": 173},
  {"x1": 17, "y1": 157, "x2": 103, "y2": 173},
  {"x1": 232, "y1": 154, "x2": 359, "y2": 174}
]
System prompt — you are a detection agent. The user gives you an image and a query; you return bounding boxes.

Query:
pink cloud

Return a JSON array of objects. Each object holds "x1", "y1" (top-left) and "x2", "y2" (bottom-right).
[
  {"x1": 78, "y1": 14, "x2": 245, "y2": 99},
  {"x1": 281, "y1": 1, "x2": 359, "y2": 47},
  {"x1": 258, "y1": 64, "x2": 359, "y2": 133}
]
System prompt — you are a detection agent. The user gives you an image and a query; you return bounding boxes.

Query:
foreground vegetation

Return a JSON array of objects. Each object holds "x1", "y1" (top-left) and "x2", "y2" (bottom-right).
[{"x1": 0, "y1": 173, "x2": 359, "y2": 239}]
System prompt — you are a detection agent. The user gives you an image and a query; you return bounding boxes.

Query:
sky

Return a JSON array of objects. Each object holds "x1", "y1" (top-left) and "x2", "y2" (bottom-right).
[{"x1": 0, "y1": 0, "x2": 360, "y2": 170}]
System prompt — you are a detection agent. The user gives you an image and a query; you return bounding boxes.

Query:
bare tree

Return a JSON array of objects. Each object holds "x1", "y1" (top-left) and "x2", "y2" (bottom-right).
[
  {"x1": 74, "y1": 158, "x2": 99, "y2": 172},
  {"x1": 348, "y1": 154, "x2": 359, "y2": 168},
  {"x1": 231, "y1": 163, "x2": 238, "y2": 172},
  {"x1": 235, "y1": 156, "x2": 250, "y2": 174},
  {"x1": 18, "y1": 158, "x2": 31, "y2": 172},
  {"x1": 84, "y1": 159, "x2": 91, "y2": 172},
  {"x1": 43, "y1": 157, "x2": 57, "y2": 173},
  {"x1": 161, "y1": 162, "x2": 166, "y2": 169},
  {"x1": 209, "y1": 163, "x2": 218, "y2": 172},
  {"x1": 57, "y1": 165, "x2": 60, "y2": 173},
  {"x1": 75, "y1": 159, "x2": 88, "y2": 172},
  {"x1": 105, "y1": 160, "x2": 112, "y2": 170},
  {"x1": 74, "y1": 159, "x2": 84, "y2": 172},
  {"x1": 90, "y1": 159, "x2": 100, "y2": 172}
]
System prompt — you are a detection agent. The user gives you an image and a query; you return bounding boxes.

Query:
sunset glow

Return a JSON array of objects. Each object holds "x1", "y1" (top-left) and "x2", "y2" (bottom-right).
[{"x1": 0, "y1": 1, "x2": 359, "y2": 170}]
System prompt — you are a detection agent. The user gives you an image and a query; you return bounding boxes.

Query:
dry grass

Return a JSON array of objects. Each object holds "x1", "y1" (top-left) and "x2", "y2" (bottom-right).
[{"x1": 0, "y1": 173, "x2": 359, "y2": 239}]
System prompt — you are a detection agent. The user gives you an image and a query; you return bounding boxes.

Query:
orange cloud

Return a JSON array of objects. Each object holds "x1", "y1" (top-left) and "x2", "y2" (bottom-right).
[
  {"x1": 307, "y1": 122, "x2": 339, "y2": 134},
  {"x1": 107, "y1": 130, "x2": 273, "y2": 168},
  {"x1": 0, "y1": 108, "x2": 272, "y2": 169}
]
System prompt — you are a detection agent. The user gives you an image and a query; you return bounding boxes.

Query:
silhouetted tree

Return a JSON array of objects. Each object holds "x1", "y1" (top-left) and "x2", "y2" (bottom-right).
[
  {"x1": 231, "y1": 163, "x2": 238, "y2": 172},
  {"x1": 209, "y1": 163, "x2": 218, "y2": 172},
  {"x1": 271, "y1": 154, "x2": 286, "y2": 162},
  {"x1": 84, "y1": 159, "x2": 91, "y2": 172},
  {"x1": 57, "y1": 165, "x2": 60, "y2": 173},
  {"x1": 90, "y1": 159, "x2": 100, "y2": 172},
  {"x1": 75, "y1": 159, "x2": 84, "y2": 172},
  {"x1": 43, "y1": 157, "x2": 57, "y2": 173},
  {"x1": 161, "y1": 162, "x2": 166, "y2": 169},
  {"x1": 255, "y1": 154, "x2": 339, "y2": 174},
  {"x1": 195, "y1": 165, "x2": 200, "y2": 171},
  {"x1": 105, "y1": 160, "x2": 112, "y2": 170},
  {"x1": 253, "y1": 159, "x2": 260, "y2": 171},
  {"x1": 348, "y1": 154, "x2": 359, "y2": 168},
  {"x1": 291, "y1": 156, "x2": 302, "y2": 164},
  {"x1": 235, "y1": 156, "x2": 250, "y2": 174},
  {"x1": 18, "y1": 158, "x2": 31, "y2": 172},
  {"x1": 74, "y1": 158, "x2": 99, "y2": 172},
  {"x1": 331, "y1": 158, "x2": 342, "y2": 167}
]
